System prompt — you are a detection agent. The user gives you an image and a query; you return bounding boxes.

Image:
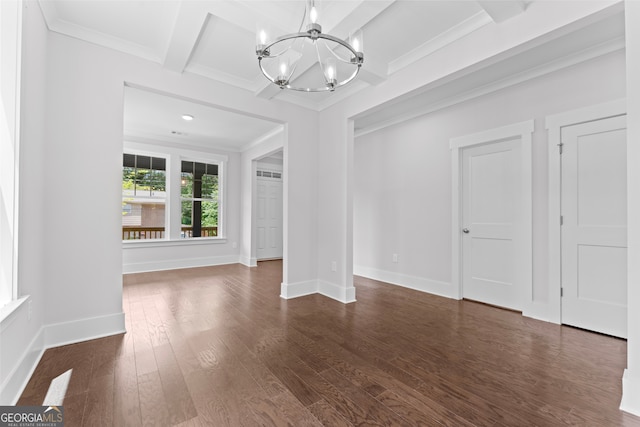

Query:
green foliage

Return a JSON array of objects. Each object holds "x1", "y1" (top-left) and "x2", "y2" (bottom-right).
[
  {"x1": 181, "y1": 174, "x2": 218, "y2": 228},
  {"x1": 202, "y1": 200, "x2": 218, "y2": 227},
  {"x1": 122, "y1": 167, "x2": 166, "y2": 194},
  {"x1": 181, "y1": 200, "x2": 192, "y2": 226}
]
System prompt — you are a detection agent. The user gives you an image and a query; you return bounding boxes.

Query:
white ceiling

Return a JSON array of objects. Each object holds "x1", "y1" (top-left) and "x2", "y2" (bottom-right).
[
  {"x1": 123, "y1": 86, "x2": 282, "y2": 151},
  {"x1": 38, "y1": 0, "x2": 624, "y2": 150}
]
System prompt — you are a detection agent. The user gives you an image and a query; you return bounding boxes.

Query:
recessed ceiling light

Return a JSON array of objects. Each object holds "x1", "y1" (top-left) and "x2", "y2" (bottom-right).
[{"x1": 181, "y1": 114, "x2": 194, "y2": 121}]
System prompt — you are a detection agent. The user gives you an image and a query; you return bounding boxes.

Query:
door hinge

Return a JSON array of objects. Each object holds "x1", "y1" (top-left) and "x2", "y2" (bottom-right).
[
  {"x1": 558, "y1": 143, "x2": 564, "y2": 154},
  {"x1": 561, "y1": 288, "x2": 563, "y2": 297},
  {"x1": 560, "y1": 215, "x2": 564, "y2": 226}
]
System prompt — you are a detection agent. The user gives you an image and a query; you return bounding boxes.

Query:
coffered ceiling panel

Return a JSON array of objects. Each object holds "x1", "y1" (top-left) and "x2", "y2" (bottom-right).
[
  {"x1": 362, "y1": 1, "x2": 484, "y2": 66},
  {"x1": 186, "y1": 14, "x2": 261, "y2": 86}
]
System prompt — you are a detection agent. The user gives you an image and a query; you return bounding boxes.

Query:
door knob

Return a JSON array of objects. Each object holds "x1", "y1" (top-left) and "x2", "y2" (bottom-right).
[{"x1": 462, "y1": 228, "x2": 470, "y2": 234}]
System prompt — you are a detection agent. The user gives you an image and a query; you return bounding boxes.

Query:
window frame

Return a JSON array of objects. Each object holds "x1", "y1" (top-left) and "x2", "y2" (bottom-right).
[
  {"x1": 121, "y1": 152, "x2": 168, "y2": 241},
  {"x1": 121, "y1": 142, "x2": 227, "y2": 246},
  {"x1": 179, "y1": 157, "x2": 224, "y2": 240}
]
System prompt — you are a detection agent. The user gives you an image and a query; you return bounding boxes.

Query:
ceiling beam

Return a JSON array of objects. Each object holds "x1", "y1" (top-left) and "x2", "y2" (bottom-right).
[
  {"x1": 162, "y1": 1, "x2": 210, "y2": 73},
  {"x1": 357, "y1": 55, "x2": 387, "y2": 86},
  {"x1": 477, "y1": 0, "x2": 527, "y2": 23}
]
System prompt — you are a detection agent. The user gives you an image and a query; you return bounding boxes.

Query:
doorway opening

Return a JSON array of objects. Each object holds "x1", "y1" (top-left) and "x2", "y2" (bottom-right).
[{"x1": 255, "y1": 151, "x2": 284, "y2": 261}]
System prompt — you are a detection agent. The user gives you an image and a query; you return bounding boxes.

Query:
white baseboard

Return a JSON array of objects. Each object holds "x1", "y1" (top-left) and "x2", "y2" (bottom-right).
[
  {"x1": 44, "y1": 312, "x2": 126, "y2": 349},
  {"x1": 318, "y1": 280, "x2": 356, "y2": 303},
  {"x1": 0, "y1": 311, "x2": 125, "y2": 405},
  {"x1": 280, "y1": 280, "x2": 357, "y2": 304},
  {"x1": 523, "y1": 301, "x2": 560, "y2": 324},
  {"x1": 354, "y1": 265, "x2": 453, "y2": 299},
  {"x1": 123, "y1": 255, "x2": 239, "y2": 274},
  {"x1": 0, "y1": 328, "x2": 45, "y2": 405},
  {"x1": 621, "y1": 369, "x2": 640, "y2": 416},
  {"x1": 280, "y1": 280, "x2": 318, "y2": 299},
  {"x1": 239, "y1": 256, "x2": 257, "y2": 267}
]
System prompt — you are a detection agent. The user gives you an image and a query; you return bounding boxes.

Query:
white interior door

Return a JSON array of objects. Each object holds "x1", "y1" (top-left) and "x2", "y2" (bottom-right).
[
  {"x1": 462, "y1": 138, "x2": 522, "y2": 310},
  {"x1": 256, "y1": 177, "x2": 283, "y2": 260},
  {"x1": 561, "y1": 115, "x2": 627, "y2": 338}
]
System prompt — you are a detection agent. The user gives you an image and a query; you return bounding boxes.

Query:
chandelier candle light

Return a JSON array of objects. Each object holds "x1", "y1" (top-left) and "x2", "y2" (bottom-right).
[{"x1": 256, "y1": 0, "x2": 364, "y2": 92}]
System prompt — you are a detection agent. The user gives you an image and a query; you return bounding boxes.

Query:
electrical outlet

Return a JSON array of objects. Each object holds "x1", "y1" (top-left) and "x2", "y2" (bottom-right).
[
  {"x1": 331, "y1": 261, "x2": 337, "y2": 272},
  {"x1": 392, "y1": 253, "x2": 398, "y2": 263}
]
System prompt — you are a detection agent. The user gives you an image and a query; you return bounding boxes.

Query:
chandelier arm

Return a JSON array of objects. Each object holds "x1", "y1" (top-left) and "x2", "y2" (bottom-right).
[
  {"x1": 297, "y1": 3, "x2": 307, "y2": 33},
  {"x1": 260, "y1": 32, "x2": 309, "y2": 57},
  {"x1": 317, "y1": 33, "x2": 360, "y2": 60},
  {"x1": 314, "y1": 39, "x2": 328, "y2": 85},
  {"x1": 319, "y1": 38, "x2": 353, "y2": 64},
  {"x1": 257, "y1": 32, "x2": 363, "y2": 92},
  {"x1": 270, "y1": 3, "x2": 306, "y2": 57},
  {"x1": 286, "y1": 33, "x2": 307, "y2": 81},
  {"x1": 337, "y1": 65, "x2": 361, "y2": 87},
  {"x1": 257, "y1": 58, "x2": 279, "y2": 85},
  {"x1": 261, "y1": 32, "x2": 361, "y2": 60}
]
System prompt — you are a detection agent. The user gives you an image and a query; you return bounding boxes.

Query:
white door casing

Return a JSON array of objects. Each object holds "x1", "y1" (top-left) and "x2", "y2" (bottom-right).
[
  {"x1": 256, "y1": 175, "x2": 283, "y2": 260},
  {"x1": 461, "y1": 139, "x2": 522, "y2": 310},
  {"x1": 451, "y1": 120, "x2": 533, "y2": 309},
  {"x1": 560, "y1": 115, "x2": 627, "y2": 338},
  {"x1": 546, "y1": 99, "x2": 626, "y2": 325}
]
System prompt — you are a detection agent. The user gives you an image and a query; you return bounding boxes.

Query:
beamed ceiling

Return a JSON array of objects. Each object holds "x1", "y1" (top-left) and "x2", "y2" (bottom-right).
[{"x1": 37, "y1": 0, "x2": 626, "y2": 150}]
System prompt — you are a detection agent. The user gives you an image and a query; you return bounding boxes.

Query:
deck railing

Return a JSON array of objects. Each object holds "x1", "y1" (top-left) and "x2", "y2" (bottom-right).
[{"x1": 122, "y1": 226, "x2": 218, "y2": 240}]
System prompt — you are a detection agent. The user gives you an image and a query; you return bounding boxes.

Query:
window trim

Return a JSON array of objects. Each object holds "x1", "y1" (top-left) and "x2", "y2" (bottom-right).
[
  {"x1": 179, "y1": 157, "x2": 224, "y2": 240},
  {"x1": 121, "y1": 150, "x2": 169, "y2": 241},
  {"x1": 122, "y1": 142, "x2": 227, "y2": 246}
]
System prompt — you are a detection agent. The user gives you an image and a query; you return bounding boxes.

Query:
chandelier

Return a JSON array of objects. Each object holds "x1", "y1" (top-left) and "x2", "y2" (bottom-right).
[{"x1": 255, "y1": 0, "x2": 364, "y2": 92}]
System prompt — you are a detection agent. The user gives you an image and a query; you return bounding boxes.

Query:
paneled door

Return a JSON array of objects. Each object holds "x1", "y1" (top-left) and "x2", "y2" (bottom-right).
[
  {"x1": 256, "y1": 177, "x2": 283, "y2": 260},
  {"x1": 561, "y1": 115, "x2": 627, "y2": 338},
  {"x1": 462, "y1": 138, "x2": 522, "y2": 310}
]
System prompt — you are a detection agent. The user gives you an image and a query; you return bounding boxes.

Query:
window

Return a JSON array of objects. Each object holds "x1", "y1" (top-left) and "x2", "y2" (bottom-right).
[
  {"x1": 181, "y1": 161, "x2": 219, "y2": 238},
  {"x1": 121, "y1": 149, "x2": 224, "y2": 242},
  {"x1": 122, "y1": 154, "x2": 167, "y2": 240}
]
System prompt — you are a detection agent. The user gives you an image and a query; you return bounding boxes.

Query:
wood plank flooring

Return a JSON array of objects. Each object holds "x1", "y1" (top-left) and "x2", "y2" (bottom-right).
[{"x1": 18, "y1": 260, "x2": 640, "y2": 426}]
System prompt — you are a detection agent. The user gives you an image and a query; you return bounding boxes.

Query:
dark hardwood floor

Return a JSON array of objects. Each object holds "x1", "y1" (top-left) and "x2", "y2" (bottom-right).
[{"x1": 18, "y1": 260, "x2": 640, "y2": 426}]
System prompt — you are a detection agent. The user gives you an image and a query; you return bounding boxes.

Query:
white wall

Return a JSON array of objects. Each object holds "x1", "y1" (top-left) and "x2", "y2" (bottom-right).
[
  {"x1": 354, "y1": 50, "x2": 626, "y2": 311},
  {"x1": 622, "y1": 0, "x2": 640, "y2": 416},
  {"x1": 315, "y1": 109, "x2": 356, "y2": 302},
  {"x1": 42, "y1": 27, "x2": 126, "y2": 331},
  {"x1": 0, "y1": 0, "x2": 21, "y2": 307},
  {"x1": 280, "y1": 120, "x2": 319, "y2": 291}
]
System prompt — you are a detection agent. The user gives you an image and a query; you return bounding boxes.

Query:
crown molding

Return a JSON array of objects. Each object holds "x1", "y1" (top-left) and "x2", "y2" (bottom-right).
[
  {"x1": 388, "y1": 11, "x2": 493, "y2": 75},
  {"x1": 38, "y1": 1, "x2": 165, "y2": 63}
]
